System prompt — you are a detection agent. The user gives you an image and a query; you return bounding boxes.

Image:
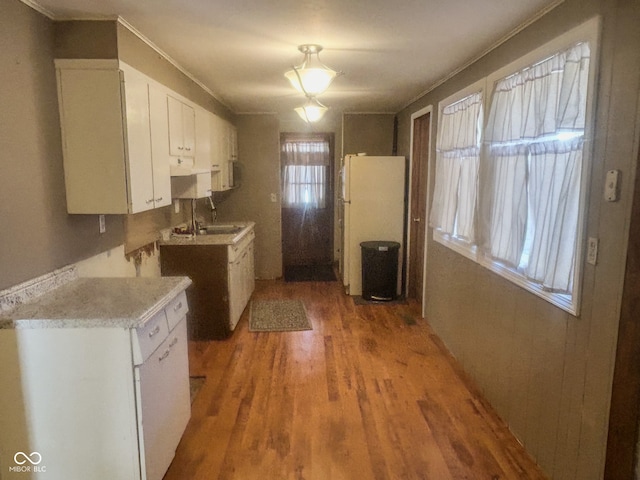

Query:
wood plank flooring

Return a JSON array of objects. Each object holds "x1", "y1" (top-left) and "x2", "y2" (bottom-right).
[{"x1": 164, "y1": 279, "x2": 548, "y2": 480}]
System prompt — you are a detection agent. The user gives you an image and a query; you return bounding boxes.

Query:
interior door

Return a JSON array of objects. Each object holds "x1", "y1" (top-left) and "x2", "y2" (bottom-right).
[
  {"x1": 281, "y1": 133, "x2": 334, "y2": 268},
  {"x1": 408, "y1": 112, "x2": 431, "y2": 302}
]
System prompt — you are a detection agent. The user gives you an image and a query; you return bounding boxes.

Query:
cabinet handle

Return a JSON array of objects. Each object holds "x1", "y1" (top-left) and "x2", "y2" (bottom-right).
[
  {"x1": 146, "y1": 199, "x2": 154, "y2": 204},
  {"x1": 178, "y1": 146, "x2": 184, "y2": 150},
  {"x1": 148, "y1": 325, "x2": 161, "y2": 338},
  {"x1": 155, "y1": 197, "x2": 163, "y2": 202},
  {"x1": 158, "y1": 349, "x2": 170, "y2": 362},
  {"x1": 173, "y1": 301, "x2": 183, "y2": 311},
  {"x1": 169, "y1": 337, "x2": 179, "y2": 348},
  {"x1": 185, "y1": 147, "x2": 191, "y2": 151}
]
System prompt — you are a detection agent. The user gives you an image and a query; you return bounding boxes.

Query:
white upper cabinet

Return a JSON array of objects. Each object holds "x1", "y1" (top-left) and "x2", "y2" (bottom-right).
[
  {"x1": 55, "y1": 60, "x2": 171, "y2": 214},
  {"x1": 167, "y1": 95, "x2": 195, "y2": 166},
  {"x1": 147, "y1": 82, "x2": 172, "y2": 209},
  {"x1": 210, "y1": 114, "x2": 238, "y2": 191},
  {"x1": 169, "y1": 105, "x2": 212, "y2": 199}
]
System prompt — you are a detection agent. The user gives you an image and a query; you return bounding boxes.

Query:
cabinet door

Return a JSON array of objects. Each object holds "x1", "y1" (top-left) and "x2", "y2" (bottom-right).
[
  {"x1": 182, "y1": 103, "x2": 196, "y2": 158},
  {"x1": 123, "y1": 69, "x2": 155, "y2": 213},
  {"x1": 136, "y1": 318, "x2": 190, "y2": 480},
  {"x1": 194, "y1": 107, "x2": 210, "y2": 170},
  {"x1": 56, "y1": 67, "x2": 129, "y2": 213},
  {"x1": 210, "y1": 114, "x2": 228, "y2": 191},
  {"x1": 167, "y1": 95, "x2": 184, "y2": 157},
  {"x1": 148, "y1": 83, "x2": 171, "y2": 208},
  {"x1": 228, "y1": 257, "x2": 243, "y2": 330}
]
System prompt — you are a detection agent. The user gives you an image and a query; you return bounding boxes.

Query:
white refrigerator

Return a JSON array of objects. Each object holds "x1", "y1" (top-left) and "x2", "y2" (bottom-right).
[{"x1": 340, "y1": 154, "x2": 406, "y2": 296}]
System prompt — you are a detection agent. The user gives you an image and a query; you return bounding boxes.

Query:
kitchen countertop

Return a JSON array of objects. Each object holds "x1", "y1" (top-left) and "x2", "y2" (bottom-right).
[
  {"x1": 0, "y1": 276, "x2": 191, "y2": 330},
  {"x1": 159, "y1": 221, "x2": 255, "y2": 246}
]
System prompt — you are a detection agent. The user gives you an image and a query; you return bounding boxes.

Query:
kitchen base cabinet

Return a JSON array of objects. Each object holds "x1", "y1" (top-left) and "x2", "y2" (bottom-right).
[
  {"x1": 160, "y1": 229, "x2": 255, "y2": 340},
  {"x1": 0, "y1": 281, "x2": 191, "y2": 480}
]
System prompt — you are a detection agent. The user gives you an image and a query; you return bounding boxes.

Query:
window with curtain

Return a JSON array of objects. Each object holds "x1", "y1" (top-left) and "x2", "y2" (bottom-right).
[
  {"x1": 481, "y1": 41, "x2": 590, "y2": 297},
  {"x1": 428, "y1": 19, "x2": 597, "y2": 314},
  {"x1": 430, "y1": 88, "x2": 483, "y2": 248},
  {"x1": 281, "y1": 136, "x2": 330, "y2": 208}
]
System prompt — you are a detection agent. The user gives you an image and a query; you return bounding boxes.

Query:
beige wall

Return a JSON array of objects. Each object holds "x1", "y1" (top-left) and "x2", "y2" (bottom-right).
[
  {"x1": 0, "y1": 1, "x2": 124, "y2": 291},
  {"x1": 211, "y1": 114, "x2": 283, "y2": 279},
  {"x1": 396, "y1": 0, "x2": 640, "y2": 478},
  {"x1": 0, "y1": 4, "x2": 234, "y2": 290},
  {"x1": 342, "y1": 113, "x2": 395, "y2": 157}
]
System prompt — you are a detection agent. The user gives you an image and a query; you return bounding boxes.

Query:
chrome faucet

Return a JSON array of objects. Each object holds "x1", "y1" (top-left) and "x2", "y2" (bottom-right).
[{"x1": 207, "y1": 195, "x2": 217, "y2": 223}]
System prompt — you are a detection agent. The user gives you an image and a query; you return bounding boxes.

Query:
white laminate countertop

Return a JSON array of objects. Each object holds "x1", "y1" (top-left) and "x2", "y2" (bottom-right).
[
  {"x1": 0, "y1": 276, "x2": 191, "y2": 330},
  {"x1": 159, "y1": 221, "x2": 255, "y2": 246}
]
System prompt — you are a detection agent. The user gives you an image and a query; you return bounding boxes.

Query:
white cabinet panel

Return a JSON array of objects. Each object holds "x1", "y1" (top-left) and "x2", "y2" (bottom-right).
[
  {"x1": 148, "y1": 82, "x2": 172, "y2": 209},
  {"x1": 209, "y1": 114, "x2": 237, "y2": 191},
  {"x1": 55, "y1": 60, "x2": 172, "y2": 214},
  {"x1": 168, "y1": 95, "x2": 195, "y2": 163},
  {"x1": 124, "y1": 67, "x2": 155, "y2": 213},
  {"x1": 136, "y1": 319, "x2": 190, "y2": 480}
]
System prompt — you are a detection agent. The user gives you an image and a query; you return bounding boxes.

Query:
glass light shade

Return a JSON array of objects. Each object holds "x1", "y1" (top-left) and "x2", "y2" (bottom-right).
[
  {"x1": 285, "y1": 44, "x2": 339, "y2": 96},
  {"x1": 285, "y1": 67, "x2": 337, "y2": 96},
  {"x1": 294, "y1": 97, "x2": 328, "y2": 123}
]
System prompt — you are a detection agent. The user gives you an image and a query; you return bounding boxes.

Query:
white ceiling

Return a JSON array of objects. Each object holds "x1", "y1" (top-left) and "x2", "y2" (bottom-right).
[{"x1": 30, "y1": 0, "x2": 562, "y2": 116}]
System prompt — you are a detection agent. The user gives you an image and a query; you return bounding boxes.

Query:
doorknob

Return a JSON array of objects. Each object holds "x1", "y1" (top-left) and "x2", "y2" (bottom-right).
[{"x1": 413, "y1": 217, "x2": 421, "y2": 222}]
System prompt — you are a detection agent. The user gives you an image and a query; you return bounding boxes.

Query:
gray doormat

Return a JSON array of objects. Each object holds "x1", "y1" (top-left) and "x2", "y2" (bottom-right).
[{"x1": 249, "y1": 299, "x2": 312, "y2": 332}]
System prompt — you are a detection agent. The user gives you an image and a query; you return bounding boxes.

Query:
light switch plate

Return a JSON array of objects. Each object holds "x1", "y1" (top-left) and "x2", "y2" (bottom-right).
[
  {"x1": 604, "y1": 169, "x2": 620, "y2": 202},
  {"x1": 99, "y1": 215, "x2": 106, "y2": 234}
]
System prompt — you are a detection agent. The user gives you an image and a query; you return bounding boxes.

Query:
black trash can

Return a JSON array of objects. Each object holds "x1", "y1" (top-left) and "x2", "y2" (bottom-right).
[{"x1": 360, "y1": 241, "x2": 401, "y2": 301}]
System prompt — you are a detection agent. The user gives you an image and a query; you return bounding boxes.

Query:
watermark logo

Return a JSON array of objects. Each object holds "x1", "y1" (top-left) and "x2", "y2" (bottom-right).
[{"x1": 9, "y1": 452, "x2": 46, "y2": 473}]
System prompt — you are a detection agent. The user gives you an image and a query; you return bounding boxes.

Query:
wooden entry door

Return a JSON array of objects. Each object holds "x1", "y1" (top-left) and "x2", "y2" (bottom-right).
[
  {"x1": 281, "y1": 133, "x2": 334, "y2": 267},
  {"x1": 408, "y1": 112, "x2": 431, "y2": 302}
]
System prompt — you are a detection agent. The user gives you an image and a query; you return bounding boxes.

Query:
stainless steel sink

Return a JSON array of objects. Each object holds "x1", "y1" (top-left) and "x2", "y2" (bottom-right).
[{"x1": 199, "y1": 225, "x2": 244, "y2": 235}]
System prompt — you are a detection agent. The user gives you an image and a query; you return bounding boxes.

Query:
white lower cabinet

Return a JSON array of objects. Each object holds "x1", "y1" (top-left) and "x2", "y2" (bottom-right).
[
  {"x1": 228, "y1": 233, "x2": 255, "y2": 331},
  {"x1": 0, "y1": 283, "x2": 191, "y2": 480},
  {"x1": 136, "y1": 318, "x2": 190, "y2": 480}
]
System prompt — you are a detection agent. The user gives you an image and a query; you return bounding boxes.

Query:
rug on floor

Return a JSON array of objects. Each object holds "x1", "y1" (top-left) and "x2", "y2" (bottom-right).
[
  {"x1": 189, "y1": 376, "x2": 205, "y2": 404},
  {"x1": 249, "y1": 299, "x2": 312, "y2": 332},
  {"x1": 284, "y1": 265, "x2": 336, "y2": 282}
]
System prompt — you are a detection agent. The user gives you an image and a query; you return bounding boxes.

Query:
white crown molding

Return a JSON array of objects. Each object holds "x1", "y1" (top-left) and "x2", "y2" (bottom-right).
[
  {"x1": 400, "y1": 0, "x2": 566, "y2": 111},
  {"x1": 115, "y1": 17, "x2": 233, "y2": 112},
  {"x1": 18, "y1": 0, "x2": 234, "y2": 113},
  {"x1": 19, "y1": 0, "x2": 55, "y2": 19}
]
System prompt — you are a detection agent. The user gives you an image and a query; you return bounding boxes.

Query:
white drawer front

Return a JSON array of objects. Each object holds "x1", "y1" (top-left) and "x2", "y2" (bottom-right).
[
  {"x1": 166, "y1": 290, "x2": 188, "y2": 331},
  {"x1": 132, "y1": 310, "x2": 169, "y2": 365},
  {"x1": 228, "y1": 228, "x2": 255, "y2": 262}
]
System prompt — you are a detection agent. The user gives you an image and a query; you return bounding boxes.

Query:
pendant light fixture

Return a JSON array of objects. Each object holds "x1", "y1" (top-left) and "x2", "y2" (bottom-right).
[
  {"x1": 294, "y1": 97, "x2": 328, "y2": 123},
  {"x1": 285, "y1": 44, "x2": 340, "y2": 96}
]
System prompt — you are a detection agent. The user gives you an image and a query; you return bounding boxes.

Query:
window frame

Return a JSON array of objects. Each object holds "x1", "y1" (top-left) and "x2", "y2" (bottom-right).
[
  {"x1": 433, "y1": 78, "x2": 486, "y2": 263},
  {"x1": 432, "y1": 17, "x2": 600, "y2": 315}
]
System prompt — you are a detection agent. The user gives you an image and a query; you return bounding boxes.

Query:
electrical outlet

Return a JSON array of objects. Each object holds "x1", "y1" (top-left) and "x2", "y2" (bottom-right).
[
  {"x1": 587, "y1": 237, "x2": 598, "y2": 265},
  {"x1": 99, "y1": 215, "x2": 106, "y2": 234},
  {"x1": 174, "y1": 199, "x2": 180, "y2": 213}
]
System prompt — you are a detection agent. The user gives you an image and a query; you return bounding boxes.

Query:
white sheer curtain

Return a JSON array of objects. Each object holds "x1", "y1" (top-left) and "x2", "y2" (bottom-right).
[
  {"x1": 281, "y1": 137, "x2": 330, "y2": 208},
  {"x1": 481, "y1": 42, "x2": 590, "y2": 292},
  {"x1": 429, "y1": 91, "x2": 482, "y2": 242},
  {"x1": 282, "y1": 165, "x2": 327, "y2": 208}
]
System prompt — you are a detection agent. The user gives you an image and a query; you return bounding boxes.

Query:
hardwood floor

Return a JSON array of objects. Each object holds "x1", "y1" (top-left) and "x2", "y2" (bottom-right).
[{"x1": 164, "y1": 279, "x2": 548, "y2": 480}]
